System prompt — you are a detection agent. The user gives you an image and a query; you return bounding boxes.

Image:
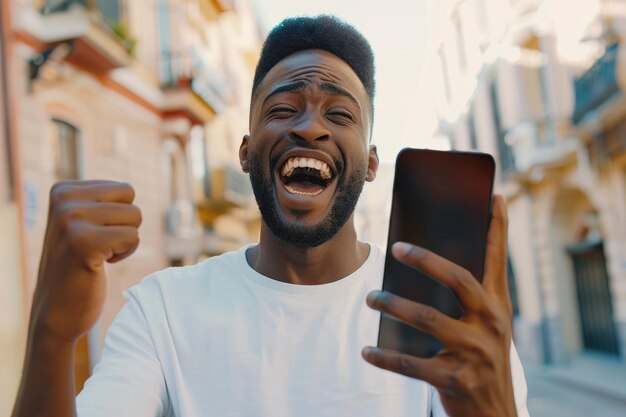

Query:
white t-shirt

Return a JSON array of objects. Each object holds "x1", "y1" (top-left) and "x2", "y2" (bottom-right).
[{"x1": 77, "y1": 244, "x2": 529, "y2": 417}]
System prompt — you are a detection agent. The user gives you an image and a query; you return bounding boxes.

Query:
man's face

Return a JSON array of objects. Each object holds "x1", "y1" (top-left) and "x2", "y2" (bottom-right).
[{"x1": 241, "y1": 49, "x2": 377, "y2": 248}]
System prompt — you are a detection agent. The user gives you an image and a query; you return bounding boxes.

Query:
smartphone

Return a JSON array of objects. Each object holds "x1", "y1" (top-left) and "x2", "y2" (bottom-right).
[{"x1": 377, "y1": 148, "x2": 495, "y2": 358}]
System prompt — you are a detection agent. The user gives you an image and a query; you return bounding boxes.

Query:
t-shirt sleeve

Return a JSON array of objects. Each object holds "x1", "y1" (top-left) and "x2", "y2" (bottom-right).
[
  {"x1": 76, "y1": 289, "x2": 169, "y2": 417},
  {"x1": 430, "y1": 341, "x2": 530, "y2": 417}
]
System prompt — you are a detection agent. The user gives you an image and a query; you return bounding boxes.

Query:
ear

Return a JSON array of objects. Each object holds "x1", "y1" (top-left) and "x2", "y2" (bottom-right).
[
  {"x1": 366, "y1": 144, "x2": 379, "y2": 182},
  {"x1": 239, "y1": 135, "x2": 250, "y2": 173}
]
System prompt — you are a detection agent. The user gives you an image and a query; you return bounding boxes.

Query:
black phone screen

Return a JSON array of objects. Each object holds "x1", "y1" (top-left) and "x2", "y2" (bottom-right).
[{"x1": 377, "y1": 148, "x2": 495, "y2": 358}]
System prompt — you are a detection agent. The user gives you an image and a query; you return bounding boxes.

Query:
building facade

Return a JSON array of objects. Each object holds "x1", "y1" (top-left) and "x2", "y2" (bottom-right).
[
  {"x1": 433, "y1": 0, "x2": 626, "y2": 366},
  {"x1": 3, "y1": 0, "x2": 262, "y2": 407},
  {"x1": 1, "y1": 1, "x2": 28, "y2": 415}
]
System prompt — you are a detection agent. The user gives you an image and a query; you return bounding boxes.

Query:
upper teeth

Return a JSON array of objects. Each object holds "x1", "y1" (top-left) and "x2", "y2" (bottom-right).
[{"x1": 281, "y1": 157, "x2": 332, "y2": 179}]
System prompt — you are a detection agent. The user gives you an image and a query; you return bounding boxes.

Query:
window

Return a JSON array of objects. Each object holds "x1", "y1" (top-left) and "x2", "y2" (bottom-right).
[
  {"x1": 97, "y1": 0, "x2": 121, "y2": 23},
  {"x1": 50, "y1": 119, "x2": 80, "y2": 180},
  {"x1": 157, "y1": 0, "x2": 173, "y2": 85},
  {"x1": 190, "y1": 125, "x2": 211, "y2": 199},
  {"x1": 41, "y1": 0, "x2": 87, "y2": 14}
]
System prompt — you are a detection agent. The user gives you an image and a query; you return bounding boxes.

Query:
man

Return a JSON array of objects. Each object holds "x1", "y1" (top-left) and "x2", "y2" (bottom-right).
[{"x1": 12, "y1": 15, "x2": 529, "y2": 417}]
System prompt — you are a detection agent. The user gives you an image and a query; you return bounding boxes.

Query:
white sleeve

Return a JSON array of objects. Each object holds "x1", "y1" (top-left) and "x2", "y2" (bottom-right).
[
  {"x1": 430, "y1": 342, "x2": 530, "y2": 417},
  {"x1": 76, "y1": 290, "x2": 169, "y2": 417}
]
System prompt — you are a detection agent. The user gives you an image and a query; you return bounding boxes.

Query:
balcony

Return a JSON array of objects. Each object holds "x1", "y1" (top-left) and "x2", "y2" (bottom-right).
[
  {"x1": 505, "y1": 118, "x2": 576, "y2": 175},
  {"x1": 588, "y1": 119, "x2": 626, "y2": 168},
  {"x1": 18, "y1": 0, "x2": 132, "y2": 76},
  {"x1": 197, "y1": 163, "x2": 254, "y2": 218},
  {"x1": 160, "y1": 47, "x2": 227, "y2": 124},
  {"x1": 196, "y1": 162, "x2": 257, "y2": 256},
  {"x1": 573, "y1": 43, "x2": 620, "y2": 125}
]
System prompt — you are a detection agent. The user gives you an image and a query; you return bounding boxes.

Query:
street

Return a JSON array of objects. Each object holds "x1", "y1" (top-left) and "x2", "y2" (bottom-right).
[{"x1": 526, "y1": 366, "x2": 626, "y2": 417}]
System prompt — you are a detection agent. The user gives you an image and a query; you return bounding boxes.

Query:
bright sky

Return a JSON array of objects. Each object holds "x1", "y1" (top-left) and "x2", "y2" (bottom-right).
[{"x1": 252, "y1": 0, "x2": 443, "y2": 164}]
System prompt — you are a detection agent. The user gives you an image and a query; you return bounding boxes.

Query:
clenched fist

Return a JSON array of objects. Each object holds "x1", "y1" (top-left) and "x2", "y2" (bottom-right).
[{"x1": 30, "y1": 180, "x2": 142, "y2": 343}]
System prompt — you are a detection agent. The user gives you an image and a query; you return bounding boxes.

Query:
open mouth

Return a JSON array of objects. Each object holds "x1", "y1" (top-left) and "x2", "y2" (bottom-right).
[{"x1": 279, "y1": 156, "x2": 334, "y2": 196}]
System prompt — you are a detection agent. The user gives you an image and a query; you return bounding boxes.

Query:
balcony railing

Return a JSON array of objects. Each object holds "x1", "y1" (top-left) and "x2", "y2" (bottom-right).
[
  {"x1": 41, "y1": 0, "x2": 88, "y2": 14},
  {"x1": 504, "y1": 117, "x2": 574, "y2": 174},
  {"x1": 40, "y1": 0, "x2": 135, "y2": 55},
  {"x1": 42, "y1": 0, "x2": 118, "y2": 19},
  {"x1": 573, "y1": 43, "x2": 620, "y2": 124},
  {"x1": 159, "y1": 47, "x2": 227, "y2": 114}
]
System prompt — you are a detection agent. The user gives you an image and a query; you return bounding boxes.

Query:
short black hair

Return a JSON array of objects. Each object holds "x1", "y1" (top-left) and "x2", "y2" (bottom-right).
[{"x1": 252, "y1": 15, "x2": 375, "y2": 107}]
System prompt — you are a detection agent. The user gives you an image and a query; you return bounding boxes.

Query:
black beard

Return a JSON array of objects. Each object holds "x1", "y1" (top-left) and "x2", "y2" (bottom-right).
[{"x1": 248, "y1": 152, "x2": 367, "y2": 248}]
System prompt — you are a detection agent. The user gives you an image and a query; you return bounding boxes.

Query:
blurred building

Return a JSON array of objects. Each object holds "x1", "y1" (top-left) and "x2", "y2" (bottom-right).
[
  {"x1": 433, "y1": 0, "x2": 626, "y2": 370},
  {"x1": 1, "y1": 1, "x2": 28, "y2": 415},
  {"x1": 2, "y1": 0, "x2": 262, "y2": 407}
]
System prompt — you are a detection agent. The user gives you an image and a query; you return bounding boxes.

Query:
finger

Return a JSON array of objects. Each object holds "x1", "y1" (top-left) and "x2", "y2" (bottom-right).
[
  {"x1": 361, "y1": 346, "x2": 449, "y2": 388},
  {"x1": 60, "y1": 202, "x2": 143, "y2": 228},
  {"x1": 51, "y1": 179, "x2": 122, "y2": 187},
  {"x1": 366, "y1": 290, "x2": 468, "y2": 345},
  {"x1": 102, "y1": 226, "x2": 140, "y2": 262},
  {"x1": 391, "y1": 242, "x2": 487, "y2": 312},
  {"x1": 95, "y1": 182, "x2": 135, "y2": 204},
  {"x1": 72, "y1": 224, "x2": 140, "y2": 269},
  {"x1": 482, "y1": 195, "x2": 509, "y2": 297},
  {"x1": 107, "y1": 235, "x2": 140, "y2": 264},
  {"x1": 100, "y1": 204, "x2": 142, "y2": 227},
  {"x1": 50, "y1": 181, "x2": 135, "y2": 205}
]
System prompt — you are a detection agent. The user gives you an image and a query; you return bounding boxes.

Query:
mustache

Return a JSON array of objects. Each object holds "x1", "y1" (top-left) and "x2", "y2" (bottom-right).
[{"x1": 269, "y1": 144, "x2": 344, "y2": 176}]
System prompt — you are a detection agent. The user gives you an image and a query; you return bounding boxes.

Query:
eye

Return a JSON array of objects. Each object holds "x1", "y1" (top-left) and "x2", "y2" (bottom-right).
[
  {"x1": 327, "y1": 109, "x2": 355, "y2": 122},
  {"x1": 268, "y1": 105, "x2": 297, "y2": 118}
]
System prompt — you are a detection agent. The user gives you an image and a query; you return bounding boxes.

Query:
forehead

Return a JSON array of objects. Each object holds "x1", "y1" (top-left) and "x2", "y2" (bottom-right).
[{"x1": 254, "y1": 49, "x2": 369, "y2": 107}]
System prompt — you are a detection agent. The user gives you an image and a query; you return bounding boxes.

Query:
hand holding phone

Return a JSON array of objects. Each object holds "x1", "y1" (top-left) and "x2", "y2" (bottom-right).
[
  {"x1": 377, "y1": 148, "x2": 495, "y2": 357},
  {"x1": 361, "y1": 149, "x2": 518, "y2": 417}
]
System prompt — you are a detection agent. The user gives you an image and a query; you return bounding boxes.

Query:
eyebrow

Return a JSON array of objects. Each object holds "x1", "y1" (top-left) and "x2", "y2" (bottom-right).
[
  {"x1": 262, "y1": 80, "x2": 361, "y2": 110},
  {"x1": 320, "y1": 83, "x2": 361, "y2": 109}
]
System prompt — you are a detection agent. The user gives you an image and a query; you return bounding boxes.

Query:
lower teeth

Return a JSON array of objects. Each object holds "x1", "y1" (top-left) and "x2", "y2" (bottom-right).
[{"x1": 284, "y1": 185, "x2": 323, "y2": 196}]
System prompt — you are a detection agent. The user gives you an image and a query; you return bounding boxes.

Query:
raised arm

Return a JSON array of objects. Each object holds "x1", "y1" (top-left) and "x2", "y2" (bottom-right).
[{"x1": 12, "y1": 180, "x2": 141, "y2": 417}]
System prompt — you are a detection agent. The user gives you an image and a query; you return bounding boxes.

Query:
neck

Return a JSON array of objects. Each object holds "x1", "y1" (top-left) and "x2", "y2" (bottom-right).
[{"x1": 246, "y1": 217, "x2": 370, "y2": 285}]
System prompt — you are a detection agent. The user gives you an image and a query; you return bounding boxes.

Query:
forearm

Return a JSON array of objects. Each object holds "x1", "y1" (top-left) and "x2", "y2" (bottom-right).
[{"x1": 12, "y1": 327, "x2": 78, "y2": 417}]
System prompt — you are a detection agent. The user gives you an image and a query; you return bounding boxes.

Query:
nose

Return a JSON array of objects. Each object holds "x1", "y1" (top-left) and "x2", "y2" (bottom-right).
[{"x1": 290, "y1": 110, "x2": 330, "y2": 143}]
